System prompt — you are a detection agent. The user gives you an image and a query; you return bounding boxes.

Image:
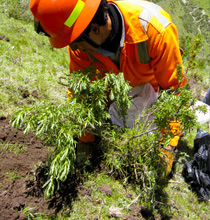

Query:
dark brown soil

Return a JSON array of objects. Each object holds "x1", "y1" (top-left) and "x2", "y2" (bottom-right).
[
  {"x1": 0, "y1": 116, "x2": 84, "y2": 220},
  {"x1": 0, "y1": 116, "x2": 53, "y2": 220}
]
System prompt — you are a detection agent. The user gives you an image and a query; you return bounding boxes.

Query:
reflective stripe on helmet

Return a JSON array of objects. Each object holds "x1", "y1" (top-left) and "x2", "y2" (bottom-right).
[{"x1": 64, "y1": 0, "x2": 85, "y2": 28}]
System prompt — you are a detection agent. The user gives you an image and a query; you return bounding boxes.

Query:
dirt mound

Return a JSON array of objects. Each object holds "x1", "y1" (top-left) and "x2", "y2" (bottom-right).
[
  {"x1": 0, "y1": 116, "x2": 77, "y2": 220},
  {"x1": 0, "y1": 116, "x2": 107, "y2": 220}
]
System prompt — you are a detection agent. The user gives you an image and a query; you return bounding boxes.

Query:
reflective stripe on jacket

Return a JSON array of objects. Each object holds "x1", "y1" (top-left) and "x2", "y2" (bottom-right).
[{"x1": 68, "y1": 0, "x2": 187, "y2": 91}]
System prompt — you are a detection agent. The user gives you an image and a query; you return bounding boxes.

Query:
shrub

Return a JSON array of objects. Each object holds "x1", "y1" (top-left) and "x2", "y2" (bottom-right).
[
  {"x1": 1, "y1": 0, "x2": 33, "y2": 22},
  {"x1": 10, "y1": 65, "x2": 205, "y2": 200}
]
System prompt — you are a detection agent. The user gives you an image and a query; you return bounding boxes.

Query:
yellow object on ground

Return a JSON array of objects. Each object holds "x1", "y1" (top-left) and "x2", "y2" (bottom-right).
[{"x1": 159, "y1": 147, "x2": 178, "y2": 175}]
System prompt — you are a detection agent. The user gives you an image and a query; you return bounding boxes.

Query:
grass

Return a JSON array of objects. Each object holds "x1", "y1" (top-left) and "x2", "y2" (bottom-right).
[
  {"x1": 69, "y1": 173, "x2": 133, "y2": 219},
  {"x1": 6, "y1": 169, "x2": 22, "y2": 180},
  {"x1": 163, "y1": 123, "x2": 210, "y2": 219},
  {"x1": 0, "y1": 1, "x2": 69, "y2": 115},
  {"x1": 0, "y1": 142, "x2": 27, "y2": 155},
  {"x1": 0, "y1": 0, "x2": 210, "y2": 219},
  {"x1": 22, "y1": 206, "x2": 46, "y2": 220},
  {"x1": 165, "y1": 164, "x2": 210, "y2": 220},
  {"x1": 190, "y1": 0, "x2": 210, "y2": 17}
]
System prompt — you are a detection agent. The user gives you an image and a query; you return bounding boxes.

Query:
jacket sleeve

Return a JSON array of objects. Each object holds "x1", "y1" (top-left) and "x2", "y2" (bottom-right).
[
  {"x1": 147, "y1": 23, "x2": 187, "y2": 148},
  {"x1": 147, "y1": 22, "x2": 187, "y2": 90}
]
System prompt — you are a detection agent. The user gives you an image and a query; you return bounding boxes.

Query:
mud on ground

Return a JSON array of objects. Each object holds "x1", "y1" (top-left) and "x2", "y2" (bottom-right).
[
  {"x1": 0, "y1": 116, "x2": 85, "y2": 220},
  {"x1": 0, "y1": 116, "x2": 54, "y2": 220}
]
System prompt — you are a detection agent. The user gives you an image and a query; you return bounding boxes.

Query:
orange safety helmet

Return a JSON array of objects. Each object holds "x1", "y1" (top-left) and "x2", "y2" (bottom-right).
[{"x1": 30, "y1": 0, "x2": 101, "y2": 48}]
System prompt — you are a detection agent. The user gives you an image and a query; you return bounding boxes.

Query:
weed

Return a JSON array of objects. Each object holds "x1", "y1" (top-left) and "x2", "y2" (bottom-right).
[
  {"x1": 6, "y1": 169, "x2": 22, "y2": 180},
  {"x1": 22, "y1": 206, "x2": 46, "y2": 220},
  {"x1": 0, "y1": 142, "x2": 26, "y2": 155}
]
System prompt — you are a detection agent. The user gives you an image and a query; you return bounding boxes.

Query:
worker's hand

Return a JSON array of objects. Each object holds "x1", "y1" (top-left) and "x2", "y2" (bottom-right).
[
  {"x1": 159, "y1": 145, "x2": 178, "y2": 176},
  {"x1": 163, "y1": 145, "x2": 176, "y2": 151}
]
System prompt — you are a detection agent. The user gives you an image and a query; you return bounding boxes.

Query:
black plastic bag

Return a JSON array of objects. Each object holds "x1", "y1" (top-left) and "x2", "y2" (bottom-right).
[
  {"x1": 194, "y1": 128, "x2": 210, "y2": 153},
  {"x1": 182, "y1": 129, "x2": 210, "y2": 200},
  {"x1": 202, "y1": 88, "x2": 210, "y2": 106}
]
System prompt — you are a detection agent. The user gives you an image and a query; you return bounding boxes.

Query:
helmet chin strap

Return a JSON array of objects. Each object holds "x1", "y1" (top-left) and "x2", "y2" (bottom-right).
[
  {"x1": 80, "y1": 33, "x2": 100, "y2": 50},
  {"x1": 34, "y1": 19, "x2": 51, "y2": 37}
]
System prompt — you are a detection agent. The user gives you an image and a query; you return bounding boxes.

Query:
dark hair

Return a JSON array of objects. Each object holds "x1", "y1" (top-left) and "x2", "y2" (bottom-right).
[{"x1": 83, "y1": 0, "x2": 108, "y2": 35}]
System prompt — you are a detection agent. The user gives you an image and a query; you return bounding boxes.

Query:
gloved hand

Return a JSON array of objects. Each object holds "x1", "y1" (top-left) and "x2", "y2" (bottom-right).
[{"x1": 159, "y1": 145, "x2": 178, "y2": 176}]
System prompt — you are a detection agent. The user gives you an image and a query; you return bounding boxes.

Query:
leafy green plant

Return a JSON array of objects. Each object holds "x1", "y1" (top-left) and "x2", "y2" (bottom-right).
[
  {"x1": 10, "y1": 67, "x2": 132, "y2": 197},
  {"x1": 104, "y1": 83, "x2": 205, "y2": 206},
  {"x1": 185, "y1": 33, "x2": 203, "y2": 75},
  {"x1": 10, "y1": 64, "x2": 205, "y2": 201},
  {"x1": 22, "y1": 206, "x2": 46, "y2": 220},
  {"x1": 184, "y1": 33, "x2": 209, "y2": 87}
]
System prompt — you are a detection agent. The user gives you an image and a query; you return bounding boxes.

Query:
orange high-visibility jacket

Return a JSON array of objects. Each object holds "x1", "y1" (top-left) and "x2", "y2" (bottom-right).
[{"x1": 68, "y1": 0, "x2": 187, "y2": 92}]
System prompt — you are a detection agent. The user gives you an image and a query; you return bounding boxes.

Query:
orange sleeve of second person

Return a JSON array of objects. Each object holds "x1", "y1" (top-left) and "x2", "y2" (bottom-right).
[
  {"x1": 147, "y1": 23, "x2": 187, "y2": 147},
  {"x1": 147, "y1": 23, "x2": 187, "y2": 90}
]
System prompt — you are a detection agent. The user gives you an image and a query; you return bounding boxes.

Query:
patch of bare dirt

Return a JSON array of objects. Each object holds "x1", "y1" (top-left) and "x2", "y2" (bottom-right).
[
  {"x1": 0, "y1": 116, "x2": 81, "y2": 220},
  {"x1": 0, "y1": 116, "x2": 113, "y2": 220},
  {"x1": 0, "y1": 116, "x2": 50, "y2": 219},
  {"x1": 188, "y1": 78, "x2": 208, "y2": 101}
]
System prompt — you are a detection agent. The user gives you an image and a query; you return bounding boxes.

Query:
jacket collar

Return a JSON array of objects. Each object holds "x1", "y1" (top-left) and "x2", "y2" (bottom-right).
[{"x1": 108, "y1": 0, "x2": 148, "y2": 45}]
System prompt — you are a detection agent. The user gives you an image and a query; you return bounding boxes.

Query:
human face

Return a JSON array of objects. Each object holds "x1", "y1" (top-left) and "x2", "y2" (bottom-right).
[
  {"x1": 70, "y1": 41, "x2": 98, "y2": 52},
  {"x1": 69, "y1": 33, "x2": 100, "y2": 53}
]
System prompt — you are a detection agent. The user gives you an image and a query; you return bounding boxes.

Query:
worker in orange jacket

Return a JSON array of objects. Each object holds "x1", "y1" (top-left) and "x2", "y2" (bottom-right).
[{"x1": 30, "y1": 0, "x2": 187, "y2": 174}]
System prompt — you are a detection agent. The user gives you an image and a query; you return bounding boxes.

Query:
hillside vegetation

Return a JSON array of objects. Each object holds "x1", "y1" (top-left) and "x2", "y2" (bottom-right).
[
  {"x1": 156, "y1": 0, "x2": 210, "y2": 74},
  {"x1": 0, "y1": 0, "x2": 210, "y2": 219}
]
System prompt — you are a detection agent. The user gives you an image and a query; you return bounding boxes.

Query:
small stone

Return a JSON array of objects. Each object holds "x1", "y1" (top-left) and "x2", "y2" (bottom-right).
[
  {"x1": 32, "y1": 90, "x2": 39, "y2": 98},
  {"x1": 98, "y1": 184, "x2": 112, "y2": 195},
  {"x1": 5, "y1": 36, "x2": 10, "y2": 42},
  {"x1": 0, "y1": 35, "x2": 5, "y2": 40},
  {"x1": 18, "y1": 213, "x2": 27, "y2": 220},
  {"x1": 107, "y1": 206, "x2": 122, "y2": 218}
]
